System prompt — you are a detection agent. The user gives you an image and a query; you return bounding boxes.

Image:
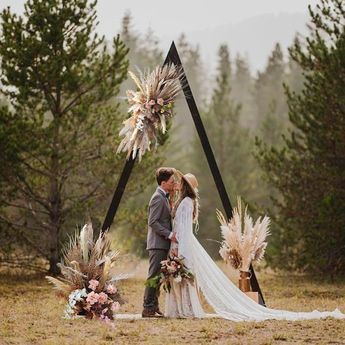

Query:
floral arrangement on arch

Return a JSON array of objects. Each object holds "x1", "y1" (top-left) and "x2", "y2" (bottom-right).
[
  {"x1": 46, "y1": 223, "x2": 124, "y2": 325},
  {"x1": 217, "y1": 197, "x2": 271, "y2": 272},
  {"x1": 117, "y1": 64, "x2": 184, "y2": 161},
  {"x1": 145, "y1": 256, "x2": 194, "y2": 293}
]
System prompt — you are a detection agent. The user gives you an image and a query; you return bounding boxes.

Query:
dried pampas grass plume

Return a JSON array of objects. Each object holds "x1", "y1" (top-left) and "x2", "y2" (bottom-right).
[
  {"x1": 217, "y1": 197, "x2": 271, "y2": 272},
  {"x1": 46, "y1": 223, "x2": 121, "y2": 297}
]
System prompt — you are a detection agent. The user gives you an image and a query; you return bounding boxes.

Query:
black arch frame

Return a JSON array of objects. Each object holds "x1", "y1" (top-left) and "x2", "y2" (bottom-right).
[{"x1": 102, "y1": 41, "x2": 266, "y2": 306}]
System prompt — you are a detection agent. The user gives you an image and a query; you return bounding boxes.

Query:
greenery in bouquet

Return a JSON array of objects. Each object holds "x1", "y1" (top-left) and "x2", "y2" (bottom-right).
[
  {"x1": 145, "y1": 256, "x2": 194, "y2": 293},
  {"x1": 46, "y1": 223, "x2": 123, "y2": 324},
  {"x1": 217, "y1": 197, "x2": 271, "y2": 272},
  {"x1": 117, "y1": 64, "x2": 184, "y2": 160}
]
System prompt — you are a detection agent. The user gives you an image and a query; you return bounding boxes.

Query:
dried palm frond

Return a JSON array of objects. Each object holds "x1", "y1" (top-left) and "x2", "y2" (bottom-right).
[
  {"x1": 45, "y1": 276, "x2": 72, "y2": 296},
  {"x1": 217, "y1": 197, "x2": 271, "y2": 272},
  {"x1": 46, "y1": 223, "x2": 121, "y2": 294},
  {"x1": 117, "y1": 64, "x2": 184, "y2": 161}
]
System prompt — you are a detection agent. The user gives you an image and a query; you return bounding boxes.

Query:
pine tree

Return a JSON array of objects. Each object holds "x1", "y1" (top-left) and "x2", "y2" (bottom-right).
[
  {"x1": 256, "y1": 0, "x2": 345, "y2": 276},
  {"x1": 120, "y1": 12, "x2": 162, "y2": 71},
  {"x1": 254, "y1": 43, "x2": 288, "y2": 130},
  {"x1": 232, "y1": 53, "x2": 256, "y2": 130},
  {"x1": 169, "y1": 34, "x2": 206, "y2": 170},
  {"x1": 111, "y1": 13, "x2": 170, "y2": 257},
  {"x1": 285, "y1": 36, "x2": 304, "y2": 95},
  {"x1": 0, "y1": 0, "x2": 129, "y2": 273},
  {"x1": 191, "y1": 45, "x2": 256, "y2": 256}
]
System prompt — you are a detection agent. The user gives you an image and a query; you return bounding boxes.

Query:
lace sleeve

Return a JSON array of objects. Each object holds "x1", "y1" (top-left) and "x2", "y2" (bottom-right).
[{"x1": 174, "y1": 198, "x2": 194, "y2": 267}]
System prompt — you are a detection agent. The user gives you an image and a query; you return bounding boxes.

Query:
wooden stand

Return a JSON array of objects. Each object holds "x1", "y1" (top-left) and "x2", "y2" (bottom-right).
[
  {"x1": 239, "y1": 271, "x2": 251, "y2": 292},
  {"x1": 245, "y1": 292, "x2": 259, "y2": 304}
]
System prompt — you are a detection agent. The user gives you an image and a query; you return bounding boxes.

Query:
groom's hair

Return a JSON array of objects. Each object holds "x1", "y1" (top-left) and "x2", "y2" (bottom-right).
[{"x1": 156, "y1": 167, "x2": 175, "y2": 185}]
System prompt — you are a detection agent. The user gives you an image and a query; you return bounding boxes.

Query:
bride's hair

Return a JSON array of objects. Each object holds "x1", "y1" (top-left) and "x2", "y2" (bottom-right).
[{"x1": 172, "y1": 179, "x2": 199, "y2": 224}]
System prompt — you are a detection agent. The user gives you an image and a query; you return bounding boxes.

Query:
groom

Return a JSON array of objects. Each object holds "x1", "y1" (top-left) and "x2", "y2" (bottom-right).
[{"x1": 142, "y1": 167, "x2": 177, "y2": 317}]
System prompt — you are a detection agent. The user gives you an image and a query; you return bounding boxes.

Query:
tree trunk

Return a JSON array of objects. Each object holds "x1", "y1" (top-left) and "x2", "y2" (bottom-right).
[
  {"x1": 48, "y1": 118, "x2": 61, "y2": 274},
  {"x1": 48, "y1": 239, "x2": 60, "y2": 275}
]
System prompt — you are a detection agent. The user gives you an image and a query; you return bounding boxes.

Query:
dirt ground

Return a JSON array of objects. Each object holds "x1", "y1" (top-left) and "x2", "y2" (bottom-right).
[{"x1": 1, "y1": 261, "x2": 345, "y2": 345}]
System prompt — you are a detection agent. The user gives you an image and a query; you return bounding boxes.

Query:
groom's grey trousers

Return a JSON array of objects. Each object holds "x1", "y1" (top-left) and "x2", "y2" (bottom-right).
[{"x1": 143, "y1": 187, "x2": 172, "y2": 311}]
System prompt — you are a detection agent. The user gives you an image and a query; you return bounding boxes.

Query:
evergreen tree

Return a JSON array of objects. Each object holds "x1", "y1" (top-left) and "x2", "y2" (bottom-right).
[
  {"x1": 163, "y1": 33, "x2": 207, "y2": 173},
  {"x1": 285, "y1": 36, "x2": 305, "y2": 96},
  {"x1": 191, "y1": 45, "x2": 256, "y2": 256},
  {"x1": 177, "y1": 33, "x2": 206, "y2": 105},
  {"x1": 0, "y1": 0, "x2": 130, "y2": 273},
  {"x1": 256, "y1": 0, "x2": 345, "y2": 276},
  {"x1": 254, "y1": 43, "x2": 288, "y2": 130},
  {"x1": 232, "y1": 53, "x2": 256, "y2": 130},
  {"x1": 120, "y1": 12, "x2": 162, "y2": 71},
  {"x1": 111, "y1": 13, "x2": 169, "y2": 257}
]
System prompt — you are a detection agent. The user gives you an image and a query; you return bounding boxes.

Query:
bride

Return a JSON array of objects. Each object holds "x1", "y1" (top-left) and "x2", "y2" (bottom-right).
[{"x1": 165, "y1": 172, "x2": 345, "y2": 321}]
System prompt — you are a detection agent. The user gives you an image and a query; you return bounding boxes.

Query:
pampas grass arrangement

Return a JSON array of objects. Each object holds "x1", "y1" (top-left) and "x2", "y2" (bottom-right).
[
  {"x1": 46, "y1": 223, "x2": 123, "y2": 323},
  {"x1": 217, "y1": 197, "x2": 270, "y2": 272},
  {"x1": 117, "y1": 64, "x2": 184, "y2": 161}
]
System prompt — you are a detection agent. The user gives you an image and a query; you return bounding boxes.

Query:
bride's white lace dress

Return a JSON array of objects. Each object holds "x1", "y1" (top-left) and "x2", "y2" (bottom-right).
[
  {"x1": 165, "y1": 197, "x2": 345, "y2": 321},
  {"x1": 165, "y1": 197, "x2": 205, "y2": 318}
]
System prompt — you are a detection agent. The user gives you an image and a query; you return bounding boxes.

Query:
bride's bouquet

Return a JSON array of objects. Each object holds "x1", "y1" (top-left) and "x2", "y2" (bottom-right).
[
  {"x1": 46, "y1": 224, "x2": 123, "y2": 324},
  {"x1": 146, "y1": 256, "x2": 194, "y2": 293},
  {"x1": 217, "y1": 197, "x2": 271, "y2": 273},
  {"x1": 117, "y1": 64, "x2": 184, "y2": 161}
]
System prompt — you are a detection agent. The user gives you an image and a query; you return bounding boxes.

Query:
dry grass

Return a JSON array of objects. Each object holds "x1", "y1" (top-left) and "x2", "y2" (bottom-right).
[{"x1": 1, "y1": 261, "x2": 345, "y2": 345}]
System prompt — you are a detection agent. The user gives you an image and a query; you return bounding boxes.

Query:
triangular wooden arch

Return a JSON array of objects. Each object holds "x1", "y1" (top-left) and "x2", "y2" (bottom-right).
[{"x1": 102, "y1": 41, "x2": 266, "y2": 306}]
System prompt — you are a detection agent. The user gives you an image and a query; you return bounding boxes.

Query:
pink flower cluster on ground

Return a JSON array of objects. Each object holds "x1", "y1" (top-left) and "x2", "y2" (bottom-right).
[{"x1": 78, "y1": 279, "x2": 121, "y2": 324}]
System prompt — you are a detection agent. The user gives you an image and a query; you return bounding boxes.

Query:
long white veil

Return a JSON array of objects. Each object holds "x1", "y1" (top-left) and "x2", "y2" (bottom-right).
[
  {"x1": 175, "y1": 196, "x2": 344, "y2": 321},
  {"x1": 190, "y1": 233, "x2": 345, "y2": 321}
]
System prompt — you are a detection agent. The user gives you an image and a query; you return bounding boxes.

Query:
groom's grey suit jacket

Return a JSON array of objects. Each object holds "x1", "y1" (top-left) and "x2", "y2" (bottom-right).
[{"x1": 146, "y1": 187, "x2": 172, "y2": 250}]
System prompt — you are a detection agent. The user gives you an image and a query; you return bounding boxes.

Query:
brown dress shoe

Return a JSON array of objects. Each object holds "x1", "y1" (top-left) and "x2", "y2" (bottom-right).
[
  {"x1": 155, "y1": 309, "x2": 164, "y2": 316},
  {"x1": 142, "y1": 309, "x2": 164, "y2": 318},
  {"x1": 142, "y1": 309, "x2": 156, "y2": 318}
]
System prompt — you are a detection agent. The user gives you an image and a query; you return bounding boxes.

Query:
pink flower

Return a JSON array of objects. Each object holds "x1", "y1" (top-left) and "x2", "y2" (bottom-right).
[
  {"x1": 153, "y1": 104, "x2": 161, "y2": 112},
  {"x1": 148, "y1": 99, "x2": 156, "y2": 105},
  {"x1": 157, "y1": 98, "x2": 164, "y2": 106},
  {"x1": 102, "y1": 308, "x2": 108, "y2": 314},
  {"x1": 98, "y1": 292, "x2": 108, "y2": 304},
  {"x1": 88, "y1": 279, "x2": 99, "y2": 291},
  {"x1": 86, "y1": 291, "x2": 99, "y2": 305},
  {"x1": 106, "y1": 284, "x2": 117, "y2": 294},
  {"x1": 111, "y1": 301, "x2": 120, "y2": 312}
]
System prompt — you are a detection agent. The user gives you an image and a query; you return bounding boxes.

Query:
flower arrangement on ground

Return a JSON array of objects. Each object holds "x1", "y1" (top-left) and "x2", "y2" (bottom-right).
[
  {"x1": 117, "y1": 64, "x2": 184, "y2": 160},
  {"x1": 145, "y1": 256, "x2": 194, "y2": 293},
  {"x1": 46, "y1": 223, "x2": 122, "y2": 324},
  {"x1": 217, "y1": 197, "x2": 271, "y2": 273}
]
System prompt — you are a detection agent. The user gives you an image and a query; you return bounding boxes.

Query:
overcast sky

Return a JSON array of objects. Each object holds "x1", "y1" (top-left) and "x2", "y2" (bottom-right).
[
  {"x1": 0, "y1": 1, "x2": 317, "y2": 34},
  {"x1": 0, "y1": 0, "x2": 318, "y2": 71}
]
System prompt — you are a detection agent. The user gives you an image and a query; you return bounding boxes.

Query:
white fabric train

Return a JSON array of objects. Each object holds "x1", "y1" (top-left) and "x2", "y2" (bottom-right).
[{"x1": 173, "y1": 197, "x2": 345, "y2": 321}]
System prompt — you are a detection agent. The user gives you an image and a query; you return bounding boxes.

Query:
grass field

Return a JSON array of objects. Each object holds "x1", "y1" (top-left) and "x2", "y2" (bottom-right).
[{"x1": 1, "y1": 261, "x2": 345, "y2": 345}]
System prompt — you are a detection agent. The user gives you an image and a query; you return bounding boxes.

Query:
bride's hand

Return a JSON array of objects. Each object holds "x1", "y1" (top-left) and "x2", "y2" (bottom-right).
[{"x1": 170, "y1": 232, "x2": 178, "y2": 243}]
